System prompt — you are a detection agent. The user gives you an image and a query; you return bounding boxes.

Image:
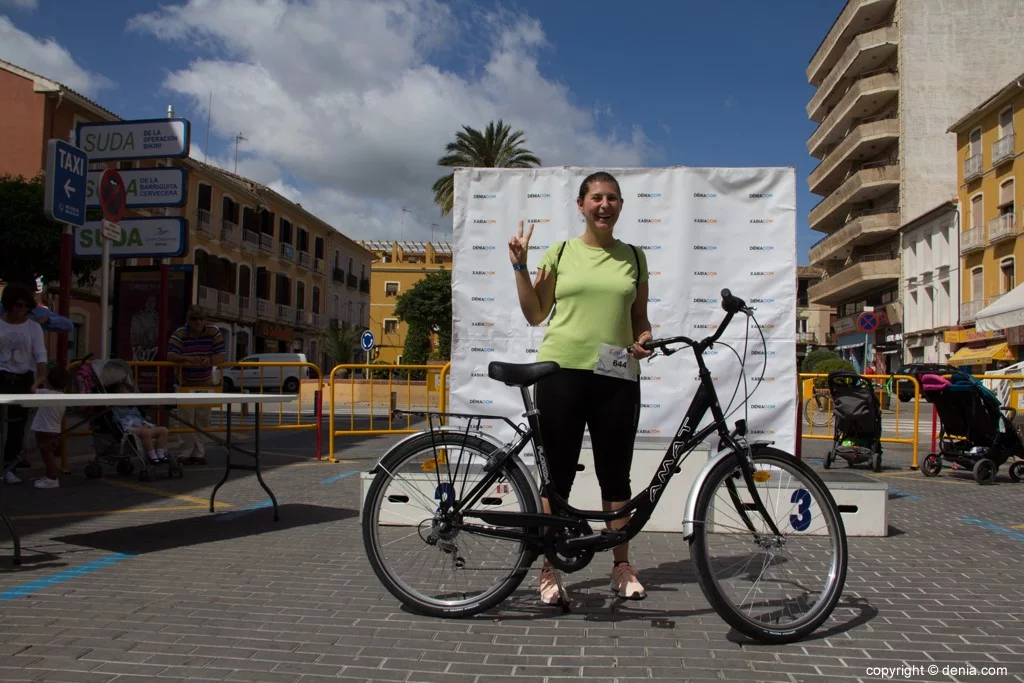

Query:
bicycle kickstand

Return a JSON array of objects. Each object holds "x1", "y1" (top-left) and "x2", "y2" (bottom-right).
[{"x1": 553, "y1": 570, "x2": 572, "y2": 613}]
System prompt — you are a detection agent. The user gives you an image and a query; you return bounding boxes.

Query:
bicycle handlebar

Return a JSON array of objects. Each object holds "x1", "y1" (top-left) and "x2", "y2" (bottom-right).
[{"x1": 641, "y1": 289, "x2": 752, "y2": 354}]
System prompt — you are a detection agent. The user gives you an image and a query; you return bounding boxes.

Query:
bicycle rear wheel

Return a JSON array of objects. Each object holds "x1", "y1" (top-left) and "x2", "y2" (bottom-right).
[
  {"x1": 362, "y1": 431, "x2": 540, "y2": 618},
  {"x1": 690, "y1": 447, "x2": 847, "y2": 643},
  {"x1": 804, "y1": 396, "x2": 830, "y2": 428}
]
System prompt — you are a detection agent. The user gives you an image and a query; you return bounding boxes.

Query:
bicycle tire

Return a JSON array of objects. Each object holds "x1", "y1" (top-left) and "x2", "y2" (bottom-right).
[
  {"x1": 690, "y1": 447, "x2": 847, "y2": 643},
  {"x1": 804, "y1": 397, "x2": 829, "y2": 428},
  {"x1": 362, "y1": 431, "x2": 540, "y2": 618}
]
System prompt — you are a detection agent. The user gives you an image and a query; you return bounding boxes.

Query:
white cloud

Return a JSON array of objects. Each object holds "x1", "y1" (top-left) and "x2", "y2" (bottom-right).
[
  {"x1": 0, "y1": 0, "x2": 38, "y2": 10},
  {"x1": 0, "y1": 16, "x2": 113, "y2": 96},
  {"x1": 129, "y1": 0, "x2": 653, "y2": 242}
]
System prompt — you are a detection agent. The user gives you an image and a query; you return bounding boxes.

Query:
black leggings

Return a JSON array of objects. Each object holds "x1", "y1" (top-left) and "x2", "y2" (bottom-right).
[
  {"x1": 535, "y1": 368, "x2": 641, "y2": 502},
  {"x1": 1, "y1": 370, "x2": 35, "y2": 464}
]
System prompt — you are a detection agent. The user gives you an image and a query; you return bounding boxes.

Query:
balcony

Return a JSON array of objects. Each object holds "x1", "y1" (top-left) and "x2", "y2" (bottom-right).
[
  {"x1": 797, "y1": 332, "x2": 817, "y2": 344},
  {"x1": 807, "y1": 24, "x2": 898, "y2": 123},
  {"x1": 276, "y1": 304, "x2": 295, "y2": 322},
  {"x1": 808, "y1": 163, "x2": 900, "y2": 232},
  {"x1": 986, "y1": 293, "x2": 1005, "y2": 308},
  {"x1": 992, "y1": 134, "x2": 1015, "y2": 166},
  {"x1": 808, "y1": 254, "x2": 900, "y2": 306},
  {"x1": 197, "y1": 285, "x2": 217, "y2": 313},
  {"x1": 960, "y1": 226, "x2": 985, "y2": 254},
  {"x1": 196, "y1": 209, "x2": 216, "y2": 238},
  {"x1": 360, "y1": 278, "x2": 370, "y2": 294},
  {"x1": 259, "y1": 233, "x2": 273, "y2": 253},
  {"x1": 960, "y1": 299, "x2": 984, "y2": 323},
  {"x1": 242, "y1": 229, "x2": 260, "y2": 253},
  {"x1": 238, "y1": 295, "x2": 254, "y2": 320},
  {"x1": 312, "y1": 313, "x2": 326, "y2": 328},
  {"x1": 220, "y1": 219, "x2": 240, "y2": 246},
  {"x1": 279, "y1": 243, "x2": 294, "y2": 261},
  {"x1": 808, "y1": 116, "x2": 899, "y2": 195},
  {"x1": 294, "y1": 308, "x2": 307, "y2": 326},
  {"x1": 988, "y1": 213, "x2": 1018, "y2": 244},
  {"x1": 963, "y1": 154, "x2": 983, "y2": 182},
  {"x1": 807, "y1": 0, "x2": 896, "y2": 85},
  {"x1": 298, "y1": 251, "x2": 311, "y2": 269},
  {"x1": 314, "y1": 257, "x2": 325, "y2": 274},
  {"x1": 217, "y1": 291, "x2": 236, "y2": 316},
  {"x1": 332, "y1": 267, "x2": 344, "y2": 283},
  {"x1": 807, "y1": 70, "x2": 899, "y2": 158},
  {"x1": 347, "y1": 273, "x2": 358, "y2": 289},
  {"x1": 809, "y1": 209, "x2": 900, "y2": 265},
  {"x1": 256, "y1": 298, "x2": 271, "y2": 319}
]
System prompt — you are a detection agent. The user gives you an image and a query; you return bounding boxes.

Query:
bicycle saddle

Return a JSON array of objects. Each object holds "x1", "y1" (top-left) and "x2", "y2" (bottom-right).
[{"x1": 488, "y1": 361, "x2": 560, "y2": 387}]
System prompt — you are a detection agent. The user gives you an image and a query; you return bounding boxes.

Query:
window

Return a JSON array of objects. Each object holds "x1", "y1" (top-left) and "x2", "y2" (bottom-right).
[
  {"x1": 971, "y1": 194, "x2": 984, "y2": 229},
  {"x1": 999, "y1": 106, "x2": 1014, "y2": 138},
  {"x1": 279, "y1": 218, "x2": 293, "y2": 244},
  {"x1": 1001, "y1": 258, "x2": 1015, "y2": 294},
  {"x1": 384, "y1": 318, "x2": 398, "y2": 335},
  {"x1": 969, "y1": 127, "x2": 982, "y2": 158},
  {"x1": 197, "y1": 183, "x2": 212, "y2": 212},
  {"x1": 348, "y1": 257, "x2": 354, "y2": 273},
  {"x1": 385, "y1": 282, "x2": 399, "y2": 297},
  {"x1": 971, "y1": 267, "x2": 984, "y2": 302},
  {"x1": 999, "y1": 179, "x2": 1015, "y2": 216},
  {"x1": 796, "y1": 318, "x2": 808, "y2": 333}
]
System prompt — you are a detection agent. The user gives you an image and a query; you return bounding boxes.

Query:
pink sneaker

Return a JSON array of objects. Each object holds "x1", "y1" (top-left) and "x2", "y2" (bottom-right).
[
  {"x1": 610, "y1": 562, "x2": 646, "y2": 600},
  {"x1": 539, "y1": 568, "x2": 563, "y2": 605}
]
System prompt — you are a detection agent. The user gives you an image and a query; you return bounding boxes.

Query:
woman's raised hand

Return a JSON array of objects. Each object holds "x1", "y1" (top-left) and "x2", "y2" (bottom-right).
[{"x1": 508, "y1": 220, "x2": 534, "y2": 266}]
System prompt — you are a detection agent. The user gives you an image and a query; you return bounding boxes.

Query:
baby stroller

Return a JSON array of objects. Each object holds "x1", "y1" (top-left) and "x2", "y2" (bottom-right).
[
  {"x1": 920, "y1": 371, "x2": 1024, "y2": 485},
  {"x1": 73, "y1": 358, "x2": 184, "y2": 482},
  {"x1": 824, "y1": 370, "x2": 883, "y2": 472}
]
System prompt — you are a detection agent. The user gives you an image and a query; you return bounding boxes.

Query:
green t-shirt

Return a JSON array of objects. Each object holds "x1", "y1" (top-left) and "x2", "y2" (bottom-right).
[{"x1": 536, "y1": 238, "x2": 649, "y2": 371}]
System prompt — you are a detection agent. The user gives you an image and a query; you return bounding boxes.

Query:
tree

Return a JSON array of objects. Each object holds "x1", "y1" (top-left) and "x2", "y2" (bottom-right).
[
  {"x1": 0, "y1": 174, "x2": 96, "y2": 286},
  {"x1": 431, "y1": 120, "x2": 542, "y2": 216},
  {"x1": 319, "y1": 321, "x2": 362, "y2": 373},
  {"x1": 394, "y1": 270, "x2": 452, "y2": 377}
]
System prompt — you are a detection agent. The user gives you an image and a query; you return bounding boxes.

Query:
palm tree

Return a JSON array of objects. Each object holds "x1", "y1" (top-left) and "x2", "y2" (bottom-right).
[
  {"x1": 431, "y1": 120, "x2": 542, "y2": 216},
  {"x1": 320, "y1": 322, "x2": 363, "y2": 376}
]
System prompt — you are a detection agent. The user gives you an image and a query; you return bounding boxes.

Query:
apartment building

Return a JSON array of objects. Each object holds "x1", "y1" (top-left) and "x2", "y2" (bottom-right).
[
  {"x1": 359, "y1": 241, "x2": 451, "y2": 364},
  {"x1": 796, "y1": 266, "x2": 832, "y2": 362},
  {"x1": 804, "y1": 0, "x2": 1024, "y2": 374},
  {"x1": 946, "y1": 73, "x2": 1024, "y2": 371},
  {"x1": 900, "y1": 200, "x2": 959, "y2": 364}
]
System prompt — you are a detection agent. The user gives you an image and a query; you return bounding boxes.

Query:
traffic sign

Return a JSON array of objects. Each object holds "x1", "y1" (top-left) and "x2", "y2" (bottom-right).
[
  {"x1": 360, "y1": 330, "x2": 375, "y2": 352},
  {"x1": 43, "y1": 139, "x2": 88, "y2": 226},
  {"x1": 75, "y1": 217, "x2": 187, "y2": 258},
  {"x1": 76, "y1": 118, "x2": 191, "y2": 160},
  {"x1": 856, "y1": 312, "x2": 878, "y2": 332},
  {"x1": 86, "y1": 168, "x2": 187, "y2": 209},
  {"x1": 99, "y1": 168, "x2": 127, "y2": 223},
  {"x1": 100, "y1": 219, "x2": 122, "y2": 242}
]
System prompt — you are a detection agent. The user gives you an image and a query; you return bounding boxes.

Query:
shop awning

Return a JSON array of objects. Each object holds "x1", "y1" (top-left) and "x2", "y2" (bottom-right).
[
  {"x1": 947, "y1": 342, "x2": 1015, "y2": 366},
  {"x1": 976, "y1": 282, "x2": 1024, "y2": 332}
]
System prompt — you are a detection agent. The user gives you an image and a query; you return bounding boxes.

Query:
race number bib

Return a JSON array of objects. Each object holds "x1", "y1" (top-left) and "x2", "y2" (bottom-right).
[{"x1": 594, "y1": 343, "x2": 638, "y2": 381}]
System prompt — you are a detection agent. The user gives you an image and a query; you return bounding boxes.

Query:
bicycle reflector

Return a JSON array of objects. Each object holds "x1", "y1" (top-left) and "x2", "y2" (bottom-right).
[{"x1": 752, "y1": 471, "x2": 772, "y2": 483}]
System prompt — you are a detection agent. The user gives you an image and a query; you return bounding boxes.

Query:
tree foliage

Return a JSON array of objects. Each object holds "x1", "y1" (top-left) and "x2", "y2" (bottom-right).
[
  {"x1": 394, "y1": 270, "x2": 452, "y2": 377},
  {"x1": 319, "y1": 321, "x2": 362, "y2": 369},
  {"x1": 0, "y1": 174, "x2": 96, "y2": 286},
  {"x1": 431, "y1": 120, "x2": 541, "y2": 216}
]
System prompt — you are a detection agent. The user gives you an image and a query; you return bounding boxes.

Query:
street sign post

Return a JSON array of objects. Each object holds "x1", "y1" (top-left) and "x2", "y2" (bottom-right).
[
  {"x1": 361, "y1": 330, "x2": 375, "y2": 352},
  {"x1": 43, "y1": 139, "x2": 88, "y2": 227},
  {"x1": 96, "y1": 167, "x2": 128, "y2": 360},
  {"x1": 856, "y1": 312, "x2": 878, "y2": 333},
  {"x1": 76, "y1": 118, "x2": 191, "y2": 160},
  {"x1": 86, "y1": 167, "x2": 187, "y2": 209}
]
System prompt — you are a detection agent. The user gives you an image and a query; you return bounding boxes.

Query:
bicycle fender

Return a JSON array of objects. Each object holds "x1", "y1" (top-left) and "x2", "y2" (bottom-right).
[{"x1": 681, "y1": 440, "x2": 775, "y2": 540}]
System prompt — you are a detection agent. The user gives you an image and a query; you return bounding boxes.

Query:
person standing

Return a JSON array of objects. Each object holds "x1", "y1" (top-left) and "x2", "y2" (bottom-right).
[
  {"x1": 167, "y1": 305, "x2": 226, "y2": 465},
  {"x1": 0, "y1": 283, "x2": 48, "y2": 484},
  {"x1": 509, "y1": 171, "x2": 653, "y2": 605}
]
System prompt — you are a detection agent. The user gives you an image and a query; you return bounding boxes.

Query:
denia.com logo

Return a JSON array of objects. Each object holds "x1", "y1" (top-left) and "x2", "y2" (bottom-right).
[
  {"x1": 525, "y1": 347, "x2": 538, "y2": 354},
  {"x1": 693, "y1": 245, "x2": 717, "y2": 251},
  {"x1": 751, "y1": 349, "x2": 777, "y2": 357},
  {"x1": 637, "y1": 218, "x2": 662, "y2": 224},
  {"x1": 693, "y1": 270, "x2": 717, "y2": 276},
  {"x1": 694, "y1": 218, "x2": 718, "y2": 224},
  {"x1": 648, "y1": 297, "x2": 662, "y2": 303},
  {"x1": 470, "y1": 347, "x2": 495, "y2": 353},
  {"x1": 527, "y1": 244, "x2": 550, "y2": 251},
  {"x1": 693, "y1": 297, "x2": 719, "y2": 304},
  {"x1": 469, "y1": 398, "x2": 494, "y2": 405},
  {"x1": 750, "y1": 403, "x2": 776, "y2": 410},
  {"x1": 636, "y1": 244, "x2": 662, "y2": 250},
  {"x1": 749, "y1": 244, "x2": 774, "y2": 251},
  {"x1": 750, "y1": 297, "x2": 774, "y2": 304},
  {"x1": 527, "y1": 192, "x2": 550, "y2": 199},
  {"x1": 641, "y1": 402, "x2": 661, "y2": 409},
  {"x1": 471, "y1": 297, "x2": 495, "y2": 302},
  {"x1": 472, "y1": 219, "x2": 496, "y2": 224},
  {"x1": 750, "y1": 192, "x2": 774, "y2": 199},
  {"x1": 694, "y1": 192, "x2": 717, "y2": 198},
  {"x1": 637, "y1": 192, "x2": 662, "y2": 198},
  {"x1": 702, "y1": 347, "x2": 720, "y2": 357},
  {"x1": 471, "y1": 270, "x2": 495, "y2": 276},
  {"x1": 473, "y1": 193, "x2": 496, "y2": 199},
  {"x1": 472, "y1": 245, "x2": 495, "y2": 250}
]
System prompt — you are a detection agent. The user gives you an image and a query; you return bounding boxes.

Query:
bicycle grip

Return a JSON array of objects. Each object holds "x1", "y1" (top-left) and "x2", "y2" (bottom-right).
[{"x1": 721, "y1": 289, "x2": 746, "y2": 314}]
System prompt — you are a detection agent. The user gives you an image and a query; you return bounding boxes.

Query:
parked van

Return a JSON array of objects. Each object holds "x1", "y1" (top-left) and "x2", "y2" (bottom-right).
[{"x1": 221, "y1": 353, "x2": 311, "y2": 393}]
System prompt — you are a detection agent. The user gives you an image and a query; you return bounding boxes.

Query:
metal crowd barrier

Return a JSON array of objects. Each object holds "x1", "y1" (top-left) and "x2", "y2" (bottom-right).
[{"x1": 326, "y1": 362, "x2": 451, "y2": 462}]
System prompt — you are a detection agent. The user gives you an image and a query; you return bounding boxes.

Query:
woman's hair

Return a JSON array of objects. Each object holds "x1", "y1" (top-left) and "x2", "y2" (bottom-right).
[
  {"x1": 577, "y1": 171, "x2": 622, "y2": 202},
  {"x1": 1, "y1": 282, "x2": 37, "y2": 313}
]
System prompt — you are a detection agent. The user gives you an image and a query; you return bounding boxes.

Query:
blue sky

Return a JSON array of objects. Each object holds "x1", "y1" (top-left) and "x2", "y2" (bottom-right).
[{"x1": 1, "y1": 0, "x2": 845, "y2": 262}]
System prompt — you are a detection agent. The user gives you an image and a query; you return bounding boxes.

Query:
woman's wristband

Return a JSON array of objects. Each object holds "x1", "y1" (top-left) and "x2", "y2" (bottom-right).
[{"x1": 512, "y1": 263, "x2": 528, "y2": 272}]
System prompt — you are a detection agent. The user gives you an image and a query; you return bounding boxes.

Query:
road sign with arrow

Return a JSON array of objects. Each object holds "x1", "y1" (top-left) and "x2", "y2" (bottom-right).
[{"x1": 43, "y1": 139, "x2": 88, "y2": 227}]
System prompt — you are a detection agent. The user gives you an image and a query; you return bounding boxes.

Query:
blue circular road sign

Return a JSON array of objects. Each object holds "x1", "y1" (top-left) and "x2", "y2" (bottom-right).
[{"x1": 360, "y1": 330, "x2": 375, "y2": 352}]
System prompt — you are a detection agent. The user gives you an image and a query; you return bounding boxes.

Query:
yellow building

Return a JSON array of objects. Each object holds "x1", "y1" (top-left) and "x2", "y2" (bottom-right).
[
  {"x1": 948, "y1": 71, "x2": 1024, "y2": 370},
  {"x1": 359, "y1": 241, "x2": 451, "y2": 363}
]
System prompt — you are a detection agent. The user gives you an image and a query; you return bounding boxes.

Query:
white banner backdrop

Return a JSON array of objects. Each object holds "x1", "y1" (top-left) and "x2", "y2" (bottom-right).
[{"x1": 451, "y1": 167, "x2": 797, "y2": 455}]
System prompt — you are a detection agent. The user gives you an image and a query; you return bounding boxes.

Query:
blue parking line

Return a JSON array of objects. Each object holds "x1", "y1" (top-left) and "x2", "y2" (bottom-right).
[
  {"x1": 319, "y1": 470, "x2": 358, "y2": 485},
  {"x1": 215, "y1": 500, "x2": 274, "y2": 522},
  {"x1": 887, "y1": 486, "x2": 923, "y2": 502},
  {"x1": 0, "y1": 553, "x2": 134, "y2": 600},
  {"x1": 961, "y1": 516, "x2": 1024, "y2": 542}
]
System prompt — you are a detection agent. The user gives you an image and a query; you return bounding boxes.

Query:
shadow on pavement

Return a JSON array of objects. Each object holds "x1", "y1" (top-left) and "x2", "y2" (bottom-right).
[{"x1": 51, "y1": 503, "x2": 356, "y2": 555}]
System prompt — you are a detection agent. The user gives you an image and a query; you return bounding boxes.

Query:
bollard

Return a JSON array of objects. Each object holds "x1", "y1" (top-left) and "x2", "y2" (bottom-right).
[{"x1": 314, "y1": 389, "x2": 323, "y2": 462}]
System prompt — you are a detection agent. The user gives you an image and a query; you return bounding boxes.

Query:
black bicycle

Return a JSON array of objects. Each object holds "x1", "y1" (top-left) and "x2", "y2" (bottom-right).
[{"x1": 361, "y1": 290, "x2": 847, "y2": 643}]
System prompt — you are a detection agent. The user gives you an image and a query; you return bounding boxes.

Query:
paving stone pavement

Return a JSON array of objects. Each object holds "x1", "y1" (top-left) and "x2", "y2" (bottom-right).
[{"x1": 1, "y1": 433, "x2": 1022, "y2": 683}]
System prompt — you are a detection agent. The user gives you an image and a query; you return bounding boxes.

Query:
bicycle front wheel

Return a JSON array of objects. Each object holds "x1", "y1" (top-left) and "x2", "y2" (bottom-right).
[
  {"x1": 362, "y1": 431, "x2": 540, "y2": 618},
  {"x1": 804, "y1": 396, "x2": 830, "y2": 428},
  {"x1": 690, "y1": 447, "x2": 847, "y2": 643}
]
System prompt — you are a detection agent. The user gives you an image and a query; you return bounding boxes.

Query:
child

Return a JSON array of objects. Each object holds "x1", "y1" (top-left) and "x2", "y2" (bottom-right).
[
  {"x1": 30, "y1": 367, "x2": 69, "y2": 489},
  {"x1": 110, "y1": 382, "x2": 169, "y2": 464}
]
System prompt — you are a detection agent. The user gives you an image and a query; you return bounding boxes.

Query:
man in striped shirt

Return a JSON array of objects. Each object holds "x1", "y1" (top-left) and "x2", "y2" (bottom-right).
[{"x1": 167, "y1": 305, "x2": 226, "y2": 465}]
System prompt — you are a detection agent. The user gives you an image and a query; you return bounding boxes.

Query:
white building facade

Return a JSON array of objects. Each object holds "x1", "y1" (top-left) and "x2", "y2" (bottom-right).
[{"x1": 901, "y1": 200, "x2": 959, "y2": 363}]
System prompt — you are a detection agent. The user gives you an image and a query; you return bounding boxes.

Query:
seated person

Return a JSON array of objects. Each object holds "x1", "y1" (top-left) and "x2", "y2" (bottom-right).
[{"x1": 110, "y1": 383, "x2": 169, "y2": 464}]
